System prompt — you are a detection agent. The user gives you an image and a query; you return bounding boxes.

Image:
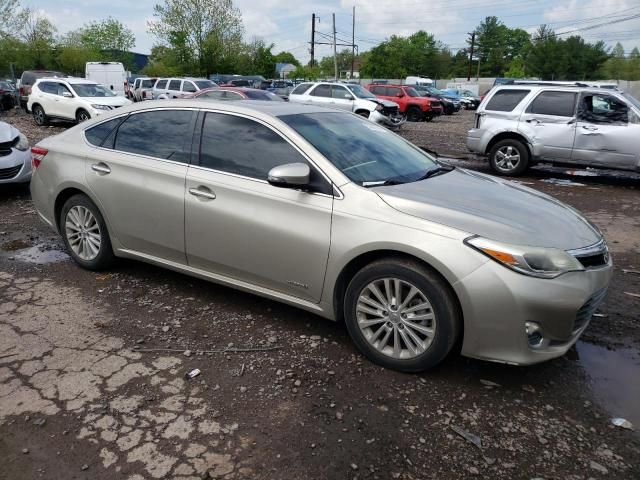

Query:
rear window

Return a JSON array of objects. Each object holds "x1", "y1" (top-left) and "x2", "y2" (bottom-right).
[
  {"x1": 195, "y1": 80, "x2": 215, "y2": 89},
  {"x1": 526, "y1": 91, "x2": 577, "y2": 117},
  {"x1": 291, "y1": 83, "x2": 313, "y2": 95},
  {"x1": 485, "y1": 89, "x2": 530, "y2": 111}
]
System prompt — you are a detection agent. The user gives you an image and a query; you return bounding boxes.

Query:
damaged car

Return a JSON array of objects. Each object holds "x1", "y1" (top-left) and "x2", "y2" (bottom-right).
[
  {"x1": 288, "y1": 82, "x2": 404, "y2": 128},
  {"x1": 0, "y1": 121, "x2": 31, "y2": 184}
]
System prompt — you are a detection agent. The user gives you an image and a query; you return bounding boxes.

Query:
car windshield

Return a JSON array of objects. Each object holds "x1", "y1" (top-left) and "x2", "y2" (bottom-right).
[
  {"x1": 348, "y1": 85, "x2": 376, "y2": 99},
  {"x1": 280, "y1": 112, "x2": 439, "y2": 185},
  {"x1": 405, "y1": 87, "x2": 421, "y2": 97},
  {"x1": 195, "y1": 80, "x2": 215, "y2": 89},
  {"x1": 623, "y1": 92, "x2": 640, "y2": 110},
  {"x1": 244, "y1": 90, "x2": 284, "y2": 101},
  {"x1": 71, "y1": 83, "x2": 116, "y2": 97}
]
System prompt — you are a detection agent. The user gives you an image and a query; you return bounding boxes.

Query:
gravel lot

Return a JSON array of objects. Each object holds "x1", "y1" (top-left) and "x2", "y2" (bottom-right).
[{"x1": 1, "y1": 107, "x2": 639, "y2": 480}]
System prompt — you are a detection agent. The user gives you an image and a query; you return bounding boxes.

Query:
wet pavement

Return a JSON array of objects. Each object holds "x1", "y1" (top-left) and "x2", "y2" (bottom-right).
[{"x1": 0, "y1": 111, "x2": 639, "y2": 479}]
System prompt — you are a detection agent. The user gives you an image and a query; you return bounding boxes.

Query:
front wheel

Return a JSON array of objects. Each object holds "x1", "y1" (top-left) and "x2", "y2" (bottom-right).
[
  {"x1": 60, "y1": 194, "x2": 114, "y2": 270},
  {"x1": 76, "y1": 109, "x2": 91, "y2": 122},
  {"x1": 488, "y1": 139, "x2": 530, "y2": 176},
  {"x1": 406, "y1": 107, "x2": 422, "y2": 122},
  {"x1": 344, "y1": 259, "x2": 461, "y2": 372}
]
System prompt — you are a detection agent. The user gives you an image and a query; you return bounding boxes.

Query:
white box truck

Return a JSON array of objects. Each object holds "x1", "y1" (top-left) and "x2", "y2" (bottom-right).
[{"x1": 85, "y1": 62, "x2": 127, "y2": 97}]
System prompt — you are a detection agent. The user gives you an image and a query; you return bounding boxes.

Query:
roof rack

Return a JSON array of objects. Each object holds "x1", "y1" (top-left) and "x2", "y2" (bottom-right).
[{"x1": 505, "y1": 80, "x2": 590, "y2": 87}]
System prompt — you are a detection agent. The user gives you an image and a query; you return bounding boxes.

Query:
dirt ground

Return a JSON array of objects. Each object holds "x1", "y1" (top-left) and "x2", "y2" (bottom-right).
[{"x1": 1, "y1": 108, "x2": 639, "y2": 480}]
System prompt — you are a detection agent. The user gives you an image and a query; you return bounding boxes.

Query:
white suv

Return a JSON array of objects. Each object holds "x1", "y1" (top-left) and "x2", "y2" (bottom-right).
[
  {"x1": 466, "y1": 82, "x2": 640, "y2": 176},
  {"x1": 28, "y1": 77, "x2": 131, "y2": 125},
  {"x1": 288, "y1": 82, "x2": 404, "y2": 128},
  {"x1": 152, "y1": 77, "x2": 216, "y2": 99}
]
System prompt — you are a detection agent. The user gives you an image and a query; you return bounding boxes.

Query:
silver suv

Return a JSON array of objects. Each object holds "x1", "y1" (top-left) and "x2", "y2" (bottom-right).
[
  {"x1": 152, "y1": 77, "x2": 216, "y2": 100},
  {"x1": 466, "y1": 83, "x2": 640, "y2": 176}
]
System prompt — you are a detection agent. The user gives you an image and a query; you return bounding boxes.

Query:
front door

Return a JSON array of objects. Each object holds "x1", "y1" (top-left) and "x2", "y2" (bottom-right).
[
  {"x1": 518, "y1": 90, "x2": 577, "y2": 161},
  {"x1": 572, "y1": 92, "x2": 640, "y2": 170},
  {"x1": 330, "y1": 85, "x2": 355, "y2": 111},
  {"x1": 185, "y1": 111, "x2": 334, "y2": 302},
  {"x1": 84, "y1": 109, "x2": 196, "y2": 263}
]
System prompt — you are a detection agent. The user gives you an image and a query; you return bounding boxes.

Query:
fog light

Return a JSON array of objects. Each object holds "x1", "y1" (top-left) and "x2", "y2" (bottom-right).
[{"x1": 525, "y1": 322, "x2": 544, "y2": 348}]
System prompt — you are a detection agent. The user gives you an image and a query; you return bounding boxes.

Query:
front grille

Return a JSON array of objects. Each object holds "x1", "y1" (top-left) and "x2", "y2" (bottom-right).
[
  {"x1": 0, "y1": 164, "x2": 22, "y2": 179},
  {"x1": 0, "y1": 136, "x2": 18, "y2": 157},
  {"x1": 382, "y1": 106, "x2": 399, "y2": 116},
  {"x1": 577, "y1": 253, "x2": 608, "y2": 268},
  {"x1": 574, "y1": 288, "x2": 607, "y2": 332}
]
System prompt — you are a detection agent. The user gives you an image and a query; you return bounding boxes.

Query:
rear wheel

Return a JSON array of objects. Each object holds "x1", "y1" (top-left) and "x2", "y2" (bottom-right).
[
  {"x1": 60, "y1": 194, "x2": 114, "y2": 270},
  {"x1": 488, "y1": 138, "x2": 530, "y2": 176},
  {"x1": 406, "y1": 107, "x2": 422, "y2": 122},
  {"x1": 344, "y1": 259, "x2": 460, "y2": 372},
  {"x1": 32, "y1": 105, "x2": 48, "y2": 126}
]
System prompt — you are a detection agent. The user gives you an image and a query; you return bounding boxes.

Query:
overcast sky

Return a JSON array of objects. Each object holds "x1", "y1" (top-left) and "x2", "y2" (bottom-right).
[{"x1": 23, "y1": 0, "x2": 640, "y2": 61}]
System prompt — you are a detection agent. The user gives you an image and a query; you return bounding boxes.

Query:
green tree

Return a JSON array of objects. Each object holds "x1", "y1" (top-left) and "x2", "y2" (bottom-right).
[
  {"x1": 0, "y1": 0, "x2": 25, "y2": 38},
  {"x1": 273, "y1": 51, "x2": 300, "y2": 67},
  {"x1": 473, "y1": 16, "x2": 531, "y2": 76},
  {"x1": 79, "y1": 17, "x2": 135, "y2": 52},
  {"x1": 318, "y1": 49, "x2": 355, "y2": 77},
  {"x1": 20, "y1": 9, "x2": 57, "y2": 69}
]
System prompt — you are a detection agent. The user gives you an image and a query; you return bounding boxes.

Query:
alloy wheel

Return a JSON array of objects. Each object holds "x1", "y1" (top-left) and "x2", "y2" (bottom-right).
[
  {"x1": 34, "y1": 108, "x2": 44, "y2": 125},
  {"x1": 494, "y1": 145, "x2": 521, "y2": 172},
  {"x1": 77, "y1": 111, "x2": 90, "y2": 122},
  {"x1": 356, "y1": 278, "x2": 436, "y2": 359},
  {"x1": 65, "y1": 205, "x2": 101, "y2": 261}
]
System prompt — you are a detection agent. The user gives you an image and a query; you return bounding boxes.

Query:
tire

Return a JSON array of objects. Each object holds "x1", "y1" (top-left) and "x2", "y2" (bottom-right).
[
  {"x1": 488, "y1": 138, "x2": 530, "y2": 176},
  {"x1": 60, "y1": 194, "x2": 114, "y2": 270},
  {"x1": 32, "y1": 105, "x2": 48, "y2": 126},
  {"x1": 425, "y1": 115, "x2": 433, "y2": 122},
  {"x1": 406, "y1": 106, "x2": 422, "y2": 122},
  {"x1": 76, "y1": 109, "x2": 91, "y2": 122},
  {"x1": 343, "y1": 258, "x2": 461, "y2": 372}
]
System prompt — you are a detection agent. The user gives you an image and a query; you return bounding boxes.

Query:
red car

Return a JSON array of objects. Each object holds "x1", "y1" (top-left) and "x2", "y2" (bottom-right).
[
  {"x1": 366, "y1": 84, "x2": 442, "y2": 121},
  {"x1": 188, "y1": 87, "x2": 284, "y2": 102}
]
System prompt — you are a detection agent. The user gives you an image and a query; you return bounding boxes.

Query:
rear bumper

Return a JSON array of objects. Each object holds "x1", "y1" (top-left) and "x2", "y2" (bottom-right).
[
  {"x1": 465, "y1": 129, "x2": 484, "y2": 154},
  {"x1": 454, "y1": 256, "x2": 613, "y2": 365}
]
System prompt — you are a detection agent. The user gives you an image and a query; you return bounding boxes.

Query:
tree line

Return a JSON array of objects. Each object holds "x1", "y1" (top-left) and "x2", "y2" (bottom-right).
[{"x1": 1, "y1": 0, "x2": 639, "y2": 82}]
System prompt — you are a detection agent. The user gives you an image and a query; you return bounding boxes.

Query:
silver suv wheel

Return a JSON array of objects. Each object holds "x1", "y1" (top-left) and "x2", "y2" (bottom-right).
[{"x1": 494, "y1": 146, "x2": 520, "y2": 172}]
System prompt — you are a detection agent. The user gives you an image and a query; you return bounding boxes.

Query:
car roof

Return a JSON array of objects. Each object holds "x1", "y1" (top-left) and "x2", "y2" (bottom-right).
[{"x1": 37, "y1": 77, "x2": 98, "y2": 85}]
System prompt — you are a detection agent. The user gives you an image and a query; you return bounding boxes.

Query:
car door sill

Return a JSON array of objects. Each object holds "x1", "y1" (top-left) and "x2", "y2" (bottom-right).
[{"x1": 116, "y1": 248, "x2": 329, "y2": 317}]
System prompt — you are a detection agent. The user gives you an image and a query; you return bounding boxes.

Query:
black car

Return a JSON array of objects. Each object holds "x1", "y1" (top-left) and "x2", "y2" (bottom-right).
[
  {"x1": 412, "y1": 85, "x2": 460, "y2": 115},
  {"x1": 0, "y1": 81, "x2": 16, "y2": 112}
]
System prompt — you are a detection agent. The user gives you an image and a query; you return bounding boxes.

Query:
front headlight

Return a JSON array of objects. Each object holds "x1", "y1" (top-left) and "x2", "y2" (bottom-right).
[
  {"x1": 375, "y1": 103, "x2": 383, "y2": 111},
  {"x1": 91, "y1": 104, "x2": 111, "y2": 110},
  {"x1": 15, "y1": 133, "x2": 29, "y2": 151},
  {"x1": 465, "y1": 236, "x2": 584, "y2": 279}
]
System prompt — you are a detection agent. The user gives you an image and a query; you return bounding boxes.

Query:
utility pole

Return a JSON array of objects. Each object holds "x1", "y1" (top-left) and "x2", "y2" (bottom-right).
[
  {"x1": 332, "y1": 13, "x2": 338, "y2": 80},
  {"x1": 467, "y1": 32, "x2": 475, "y2": 81},
  {"x1": 310, "y1": 14, "x2": 316, "y2": 68},
  {"x1": 351, "y1": 6, "x2": 355, "y2": 79}
]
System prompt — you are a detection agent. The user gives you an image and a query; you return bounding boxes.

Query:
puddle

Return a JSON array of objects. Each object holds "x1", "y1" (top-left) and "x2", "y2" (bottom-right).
[
  {"x1": 1, "y1": 239, "x2": 31, "y2": 251},
  {"x1": 576, "y1": 341, "x2": 640, "y2": 429},
  {"x1": 540, "y1": 178, "x2": 586, "y2": 187},
  {"x1": 5, "y1": 245, "x2": 69, "y2": 264}
]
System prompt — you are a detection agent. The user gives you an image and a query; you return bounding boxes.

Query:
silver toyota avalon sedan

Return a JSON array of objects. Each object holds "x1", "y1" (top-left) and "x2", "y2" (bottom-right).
[{"x1": 30, "y1": 100, "x2": 613, "y2": 372}]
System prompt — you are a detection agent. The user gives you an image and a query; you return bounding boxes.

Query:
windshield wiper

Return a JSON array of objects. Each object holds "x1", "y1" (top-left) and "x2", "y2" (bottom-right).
[
  {"x1": 414, "y1": 164, "x2": 455, "y2": 181},
  {"x1": 362, "y1": 179, "x2": 408, "y2": 187}
]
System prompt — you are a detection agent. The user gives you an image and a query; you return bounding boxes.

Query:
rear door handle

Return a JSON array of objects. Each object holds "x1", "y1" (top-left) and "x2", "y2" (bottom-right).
[
  {"x1": 91, "y1": 163, "x2": 111, "y2": 174},
  {"x1": 189, "y1": 187, "x2": 216, "y2": 200},
  {"x1": 525, "y1": 118, "x2": 543, "y2": 125}
]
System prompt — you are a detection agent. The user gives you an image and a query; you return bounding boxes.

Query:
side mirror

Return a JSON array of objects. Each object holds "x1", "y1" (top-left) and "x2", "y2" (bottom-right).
[
  {"x1": 62, "y1": 91, "x2": 73, "y2": 98},
  {"x1": 267, "y1": 163, "x2": 310, "y2": 189},
  {"x1": 344, "y1": 93, "x2": 354, "y2": 100},
  {"x1": 396, "y1": 92, "x2": 404, "y2": 98}
]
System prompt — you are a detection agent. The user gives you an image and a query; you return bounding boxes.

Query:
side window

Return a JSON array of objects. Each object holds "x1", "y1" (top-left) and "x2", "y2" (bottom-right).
[
  {"x1": 291, "y1": 83, "x2": 313, "y2": 95},
  {"x1": 182, "y1": 81, "x2": 196, "y2": 93},
  {"x1": 485, "y1": 89, "x2": 530, "y2": 111},
  {"x1": 156, "y1": 79, "x2": 167, "y2": 89},
  {"x1": 386, "y1": 87, "x2": 400, "y2": 97},
  {"x1": 224, "y1": 91, "x2": 243, "y2": 101},
  {"x1": 200, "y1": 113, "x2": 307, "y2": 180},
  {"x1": 85, "y1": 117, "x2": 127, "y2": 148},
  {"x1": 168, "y1": 79, "x2": 181, "y2": 91},
  {"x1": 578, "y1": 94, "x2": 629, "y2": 124},
  {"x1": 55, "y1": 83, "x2": 72, "y2": 96},
  {"x1": 114, "y1": 110, "x2": 193, "y2": 162},
  {"x1": 38, "y1": 82, "x2": 54, "y2": 94},
  {"x1": 310, "y1": 84, "x2": 331, "y2": 97},
  {"x1": 526, "y1": 91, "x2": 577, "y2": 117},
  {"x1": 202, "y1": 90, "x2": 226, "y2": 99},
  {"x1": 370, "y1": 86, "x2": 385, "y2": 95},
  {"x1": 332, "y1": 86, "x2": 351, "y2": 99}
]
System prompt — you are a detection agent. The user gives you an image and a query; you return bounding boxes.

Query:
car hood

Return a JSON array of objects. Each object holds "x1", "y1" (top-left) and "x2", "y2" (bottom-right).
[
  {"x1": 0, "y1": 122, "x2": 20, "y2": 143},
  {"x1": 83, "y1": 96, "x2": 132, "y2": 106},
  {"x1": 373, "y1": 168, "x2": 601, "y2": 250},
  {"x1": 368, "y1": 98, "x2": 398, "y2": 108}
]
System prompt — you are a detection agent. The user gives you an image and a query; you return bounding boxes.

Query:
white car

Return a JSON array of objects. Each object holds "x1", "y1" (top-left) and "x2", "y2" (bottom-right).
[
  {"x1": 28, "y1": 77, "x2": 132, "y2": 125},
  {"x1": 288, "y1": 82, "x2": 404, "y2": 128},
  {"x1": 0, "y1": 121, "x2": 31, "y2": 184}
]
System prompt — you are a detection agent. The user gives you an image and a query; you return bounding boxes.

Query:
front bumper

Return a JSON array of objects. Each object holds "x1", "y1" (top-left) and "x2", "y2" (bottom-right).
[
  {"x1": 454, "y1": 255, "x2": 613, "y2": 365},
  {"x1": 369, "y1": 110, "x2": 406, "y2": 129},
  {"x1": 0, "y1": 148, "x2": 32, "y2": 184}
]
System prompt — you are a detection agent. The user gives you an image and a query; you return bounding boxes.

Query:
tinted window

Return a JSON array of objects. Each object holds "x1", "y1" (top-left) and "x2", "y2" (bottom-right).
[
  {"x1": 155, "y1": 79, "x2": 167, "y2": 89},
  {"x1": 311, "y1": 84, "x2": 331, "y2": 97},
  {"x1": 141, "y1": 79, "x2": 155, "y2": 88},
  {"x1": 168, "y1": 80, "x2": 181, "y2": 91},
  {"x1": 182, "y1": 81, "x2": 196, "y2": 93},
  {"x1": 201, "y1": 90, "x2": 225, "y2": 99},
  {"x1": 114, "y1": 110, "x2": 193, "y2": 162},
  {"x1": 291, "y1": 83, "x2": 313, "y2": 95},
  {"x1": 54, "y1": 82, "x2": 72, "y2": 96},
  {"x1": 195, "y1": 80, "x2": 215, "y2": 89},
  {"x1": 578, "y1": 94, "x2": 629, "y2": 124},
  {"x1": 38, "y1": 81, "x2": 56, "y2": 94},
  {"x1": 200, "y1": 113, "x2": 305, "y2": 179},
  {"x1": 526, "y1": 91, "x2": 576, "y2": 117},
  {"x1": 332, "y1": 85, "x2": 351, "y2": 99},
  {"x1": 85, "y1": 117, "x2": 126, "y2": 148},
  {"x1": 386, "y1": 87, "x2": 401, "y2": 96},
  {"x1": 485, "y1": 89, "x2": 530, "y2": 111},
  {"x1": 370, "y1": 86, "x2": 386, "y2": 95}
]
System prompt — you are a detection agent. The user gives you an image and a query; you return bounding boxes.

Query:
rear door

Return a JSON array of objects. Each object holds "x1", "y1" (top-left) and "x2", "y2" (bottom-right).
[
  {"x1": 518, "y1": 90, "x2": 577, "y2": 161},
  {"x1": 167, "y1": 79, "x2": 181, "y2": 98},
  {"x1": 572, "y1": 92, "x2": 640, "y2": 170},
  {"x1": 307, "y1": 84, "x2": 332, "y2": 106},
  {"x1": 84, "y1": 109, "x2": 196, "y2": 263},
  {"x1": 184, "y1": 111, "x2": 333, "y2": 302}
]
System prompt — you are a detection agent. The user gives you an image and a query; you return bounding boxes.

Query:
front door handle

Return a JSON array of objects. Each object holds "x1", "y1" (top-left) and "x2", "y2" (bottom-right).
[
  {"x1": 525, "y1": 118, "x2": 543, "y2": 125},
  {"x1": 582, "y1": 125, "x2": 599, "y2": 131},
  {"x1": 91, "y1": 163, "x2": 111, "y2": 174},
  {"x1": 189, "y1": 187, "x2": 216, "y2": 200}
]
